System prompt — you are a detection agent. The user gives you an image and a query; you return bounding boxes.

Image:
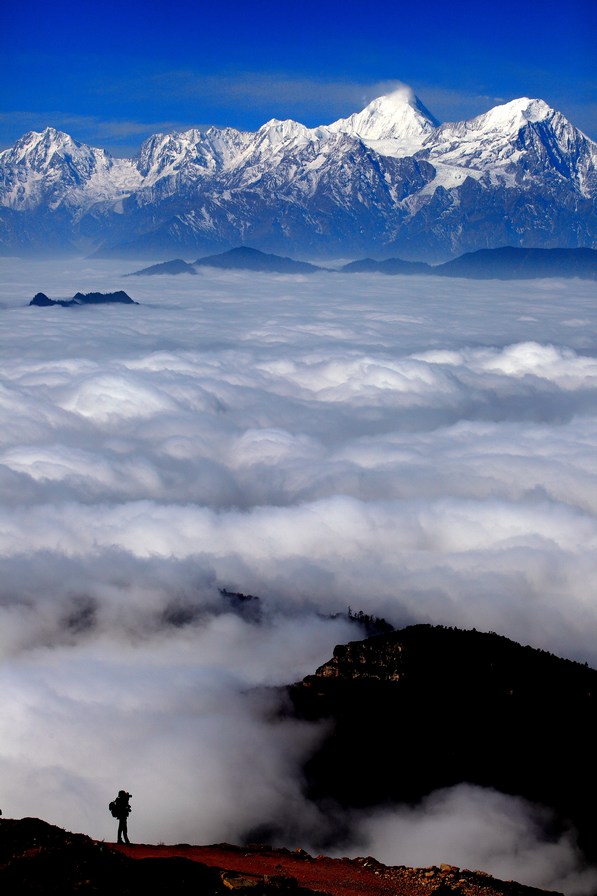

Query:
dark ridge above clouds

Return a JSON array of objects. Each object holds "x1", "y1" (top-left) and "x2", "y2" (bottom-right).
[
  {"x1": 340, "y1": 257, "x2": 432, "y2": 275},
  {"x1": 434, "y1": 246, "x2": 597, "y2": 280},
  {"x1": 128, "y1": 247, "x2": 327, "y2": 276},
  {"x1": 193, "y1": 246, "x2": 326, "y2": 274},
  {"x1": 127, "y1": 246, "x2": 597, "y2": 279},
  {"x1": 342, "y1": 247, "x2": 597, "y2": 279}
]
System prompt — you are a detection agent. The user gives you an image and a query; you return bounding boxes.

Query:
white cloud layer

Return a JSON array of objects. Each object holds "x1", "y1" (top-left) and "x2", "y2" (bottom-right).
[
  {"x1": 347, "y1": 785, "x2": 597, "y2": 895},
  {"x1": 1, "y1": 259, "x2": 596, "y2": 893}
]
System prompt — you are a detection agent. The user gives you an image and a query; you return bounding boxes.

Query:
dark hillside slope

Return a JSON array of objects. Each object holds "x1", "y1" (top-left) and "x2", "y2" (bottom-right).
[{"x1": 287, "y1": 625, "x2": 597, "y2": 861}]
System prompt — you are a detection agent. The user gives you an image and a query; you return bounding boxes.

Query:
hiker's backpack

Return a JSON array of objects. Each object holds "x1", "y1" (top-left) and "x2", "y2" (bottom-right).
[{"x1": 109, "y1": 800, "x2": 118, "y2": 818}]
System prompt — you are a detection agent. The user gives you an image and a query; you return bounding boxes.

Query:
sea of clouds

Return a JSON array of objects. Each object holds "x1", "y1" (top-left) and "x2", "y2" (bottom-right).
[{"x1": 1, "y1": 258, "x2": 596, "y2": 893}]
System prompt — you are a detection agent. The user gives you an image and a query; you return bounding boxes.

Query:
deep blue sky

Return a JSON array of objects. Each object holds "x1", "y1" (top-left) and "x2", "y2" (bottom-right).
[{"x1": 1, "y1": 0, "x2": 595, "y2": 155}]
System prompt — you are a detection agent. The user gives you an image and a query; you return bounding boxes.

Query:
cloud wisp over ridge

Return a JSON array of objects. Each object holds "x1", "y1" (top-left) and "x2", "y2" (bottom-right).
[{"x1": 1, "y1": 259, "x2": 596, "y2": 892}]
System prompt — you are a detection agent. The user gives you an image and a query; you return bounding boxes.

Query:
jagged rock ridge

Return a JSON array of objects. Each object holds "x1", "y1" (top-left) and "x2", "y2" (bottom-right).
[
  {"x1": 1, "y1": 90, "x2": 595, "y2": 261},
  {"x1": 29, "y1": 290, "x2": 138, "y2": 307}
]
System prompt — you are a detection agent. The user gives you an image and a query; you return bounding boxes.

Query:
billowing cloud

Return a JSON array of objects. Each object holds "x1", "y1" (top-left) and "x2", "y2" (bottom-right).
[
  {"x1": 1, "y1": 258, "x2": 596, "y2": 892},
  {"x1": 347, "y1": 785, "x2": 597, "y2": 895}
]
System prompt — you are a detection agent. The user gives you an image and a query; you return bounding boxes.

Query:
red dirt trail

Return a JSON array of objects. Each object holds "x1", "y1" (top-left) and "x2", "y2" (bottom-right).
[{"x1": 110, "y1": 841, "x2": 555, "y2": 896}]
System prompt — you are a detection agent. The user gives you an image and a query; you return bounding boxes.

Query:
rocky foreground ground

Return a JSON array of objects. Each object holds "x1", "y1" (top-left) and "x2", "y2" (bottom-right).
[{"x1": 0, "y1": 817, "x2": 563, "y2": 895}]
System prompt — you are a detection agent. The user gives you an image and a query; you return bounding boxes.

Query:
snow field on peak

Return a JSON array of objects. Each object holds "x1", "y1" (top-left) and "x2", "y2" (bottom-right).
[
  {"x1": 475, "y1": 97, "x2": 553, "y2": 132},
  {"x1": 137, "y1": 127, "x2": 255, "y2": 185}
]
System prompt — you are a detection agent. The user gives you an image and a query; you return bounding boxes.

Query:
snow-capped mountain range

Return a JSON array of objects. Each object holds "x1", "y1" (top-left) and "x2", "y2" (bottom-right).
[{"x1": 1, "y1": 88, "x2": 595, "y2": 260}]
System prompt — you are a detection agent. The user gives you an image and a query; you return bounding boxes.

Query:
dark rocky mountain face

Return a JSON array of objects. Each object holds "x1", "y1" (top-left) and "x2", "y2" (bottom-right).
[
  {"x1": 1, "y1": 94, "x2": 595, "y2": 261},
  {"x1": 286, "y1": 625, "x2": 597, "y2": 864}
]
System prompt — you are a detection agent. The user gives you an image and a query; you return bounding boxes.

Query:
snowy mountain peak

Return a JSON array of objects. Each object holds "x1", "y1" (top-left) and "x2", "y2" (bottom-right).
[
  {"x1": 257, "y1": 118, "x2": 314, "y2": 143},
  {"x1": 135, "y1": 126, "x2": 254, "y2": 183},
  {"x1": 329, "y1": 87, "x2": 439, "y2": 157},
  {"x1": 465, "y1": 97, "x2": 555, "y2": 136},
  {"x1": 245, "y1": 118, "x2": 321, "y2": 165},
  {"x1": 1, "y1": 88, "x2": 595, "y2": 258},
  {"x1": 416, "y1": 96, "x2": 597, "y2": 199},
  {"x1": 136, "y1": 130, "x2": 203, "y2": 177},
  {"x1": 0, "y1": 126, "x2": 141, "y2": 212},
  {"x1": 0, "y1": 127, "x2": 94, "y2": 167}
]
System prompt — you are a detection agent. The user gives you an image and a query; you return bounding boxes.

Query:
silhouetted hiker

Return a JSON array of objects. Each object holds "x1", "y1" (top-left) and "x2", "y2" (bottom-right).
[{"x1": 110, "y1": 790, "x2": 132, "y2": 844}]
